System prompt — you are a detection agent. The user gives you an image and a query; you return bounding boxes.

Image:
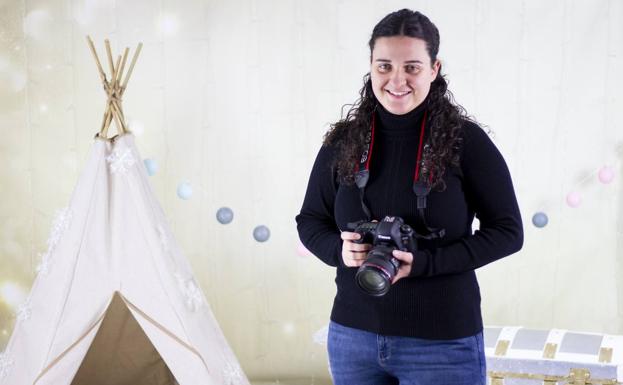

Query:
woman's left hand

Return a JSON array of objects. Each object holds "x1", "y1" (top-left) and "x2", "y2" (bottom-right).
[{"x1": 391, "y1": 250, "x2": 414, "y2": 284}]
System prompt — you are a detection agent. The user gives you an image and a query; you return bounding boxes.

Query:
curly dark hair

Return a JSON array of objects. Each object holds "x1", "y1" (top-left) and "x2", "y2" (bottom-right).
[{"x1": 323, "y1": 9, "x2": 474, "y2": 190}]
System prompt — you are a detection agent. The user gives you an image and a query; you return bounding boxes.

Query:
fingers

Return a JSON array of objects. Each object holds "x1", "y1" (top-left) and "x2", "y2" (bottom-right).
[
  {"x1": 341, "y1": 231, "x2": 370, "y2": 267},
  {"x1": 342, "y1": 246, "x2": 370, "y2": 267},
  {"x1": 391, "y1": 250, "x2": 414, "y2": 284},
  {"x1": 340, "y1": 231, "x2": 361, "y2": 241},
  {"x1": 391, "y1": 263, "x2": 412, "y2": 284},
  {"x1": 343, "y1": 252, "x2": 368, "y2": 266},
  {"x1": 341, "y1": 231, "x2": 370, "y2": 252},
  {"x1": 391, "y1": 249, "x2": 413, "y2": 264},
  {"x1": 346, "y1": 242, "x2": 371, "y2": 252},
  {"x1": 392, "y1": 269, "x2": 409, "y2": 284},
  {"x1": 341, "y1": 231, "x2": 371, "y2": 267}
]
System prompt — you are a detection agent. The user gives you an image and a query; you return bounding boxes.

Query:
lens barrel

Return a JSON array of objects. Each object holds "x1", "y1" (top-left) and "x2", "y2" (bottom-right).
[{"x1": 355, "y1": 246, "x2": 400, "y2": 296}]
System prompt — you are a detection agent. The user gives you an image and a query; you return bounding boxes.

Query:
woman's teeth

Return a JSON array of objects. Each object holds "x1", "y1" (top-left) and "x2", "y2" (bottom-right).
[{"x1": 387, "y1": 90, "x2": 411, "y2": 97}]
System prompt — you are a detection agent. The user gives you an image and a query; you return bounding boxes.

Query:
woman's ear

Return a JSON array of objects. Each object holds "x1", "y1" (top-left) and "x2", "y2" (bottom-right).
[{"x1": 432, "y1": 59, "x2": 441, "y2": 78}]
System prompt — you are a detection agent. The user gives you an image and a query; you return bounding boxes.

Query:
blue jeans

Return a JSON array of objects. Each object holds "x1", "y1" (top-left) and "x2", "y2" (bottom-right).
[{"x1": 327, "y1": 321, "x2": 486, "y2": 385}]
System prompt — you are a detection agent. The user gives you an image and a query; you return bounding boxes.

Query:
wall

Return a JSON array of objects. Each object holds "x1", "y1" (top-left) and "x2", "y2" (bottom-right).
[{"x1": 0, "y1": 0, "x2": 622, "y2": 382}]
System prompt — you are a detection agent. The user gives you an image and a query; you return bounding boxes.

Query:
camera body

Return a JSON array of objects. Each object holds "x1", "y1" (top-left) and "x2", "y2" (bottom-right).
[{"x1": 347, "y1": 216, "x2": 417, "y2": 296}]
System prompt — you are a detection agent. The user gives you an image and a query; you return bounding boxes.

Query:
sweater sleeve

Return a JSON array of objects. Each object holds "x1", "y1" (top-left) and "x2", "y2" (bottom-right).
[
  {"x1": 409, "y1": 122, "x2": 524, "y2": 277},
  {"x1": 295, "y1": 144, "x2": 344, "y2": 267}
]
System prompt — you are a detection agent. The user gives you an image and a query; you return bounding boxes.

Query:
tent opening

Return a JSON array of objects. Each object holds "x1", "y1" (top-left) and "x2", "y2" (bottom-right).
[{"x1": 71, "y1": 292, "x2": 178, "y2": 385}]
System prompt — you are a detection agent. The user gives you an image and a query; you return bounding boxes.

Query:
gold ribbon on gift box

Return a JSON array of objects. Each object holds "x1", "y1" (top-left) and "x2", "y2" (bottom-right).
[{"x1": 489, "y1": 368, "x2": 621, "y2": 385}]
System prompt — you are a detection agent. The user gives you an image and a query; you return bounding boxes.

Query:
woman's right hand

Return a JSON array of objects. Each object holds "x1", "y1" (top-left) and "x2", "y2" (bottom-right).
[{"x1": 340, "y1": 231, "x2": 372, "y2": 267}]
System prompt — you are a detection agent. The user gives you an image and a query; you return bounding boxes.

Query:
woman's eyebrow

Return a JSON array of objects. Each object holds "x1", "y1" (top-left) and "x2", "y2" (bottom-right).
[{"x1": 373, "y1": 59, "x2": 424, "y2": 64}]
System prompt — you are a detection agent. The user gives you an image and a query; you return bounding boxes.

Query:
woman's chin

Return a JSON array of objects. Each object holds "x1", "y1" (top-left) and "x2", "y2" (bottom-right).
[{"x1": 383, "y1": 102, "x2": 416, "y2": 115}]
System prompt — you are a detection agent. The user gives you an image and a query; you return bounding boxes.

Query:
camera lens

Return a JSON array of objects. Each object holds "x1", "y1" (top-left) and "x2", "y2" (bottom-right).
[
  {"x1": 355, "y1": 246, "x2": 399, "y2": 297},
  {"x1": 356, "y1": 267, "x2": 390, "y2": 296}
]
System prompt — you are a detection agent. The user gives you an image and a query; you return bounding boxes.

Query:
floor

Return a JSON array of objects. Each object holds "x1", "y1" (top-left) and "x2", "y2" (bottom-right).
[{"x1": 251, "y1": 379, "x2": 332, "y2": 385}]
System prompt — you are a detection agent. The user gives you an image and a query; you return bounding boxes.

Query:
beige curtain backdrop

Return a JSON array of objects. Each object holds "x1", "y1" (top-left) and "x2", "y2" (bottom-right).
[{"x1": 0, "y1": 0, "x2": 622, "y2": 383}]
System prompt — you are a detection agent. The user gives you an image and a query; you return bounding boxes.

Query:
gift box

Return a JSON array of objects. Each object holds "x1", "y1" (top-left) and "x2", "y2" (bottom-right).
[{"x1": 484, "y1": 327, "x2": 623, "y2": 385}]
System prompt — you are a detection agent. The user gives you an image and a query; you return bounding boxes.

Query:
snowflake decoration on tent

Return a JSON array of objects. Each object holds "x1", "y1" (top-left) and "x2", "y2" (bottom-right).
[
  {"x1": 47, "y1": 208, "x2": 73, "y2": 250},
  {"x1": 174, "y1": 273, "x2": 204, "y2": 312},
  {"x1": 222, "y1": 360, "x2": 244, "y2": 385},
  {"x1": 0, "y1": 351, "x2": 14, "y2": 380},
  {"x1": 36, "y1": 208, "x2": 73, "y2": 276},
  {"x1": 16, "y1": 298, "x2": 32, "y2": 322},
  {"x1": 36, "y1": 251, "x2": 51, "y2": 276},
  {"x1": 157, "y1": 225, "x2": 170, "y2": 253},
  {"x1": 106, "y1": 148, "x2": 135, "y2": 174}
]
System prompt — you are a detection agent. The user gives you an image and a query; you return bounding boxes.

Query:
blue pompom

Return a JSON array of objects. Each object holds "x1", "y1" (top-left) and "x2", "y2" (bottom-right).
[
  {"x1": 144, "y1": 158, "x2": 158, "y2": 176},
  {"x1": 253, "y1": 225, "x2": 270, "y2": 242},
  {"x1": 532, "y1": 212, "x2": 548, "y2": 228},
  {"x1": 177, "y1": 182, "x2": 193, "y2": 200},
  {"x1": 216, "y1": 207, "x2": 234, "y2": 224}
]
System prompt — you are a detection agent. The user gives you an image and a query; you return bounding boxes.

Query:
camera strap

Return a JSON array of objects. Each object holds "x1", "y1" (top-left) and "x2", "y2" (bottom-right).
[{"x1": 354, "y1": 110, "x2": 445, "y2": 240}]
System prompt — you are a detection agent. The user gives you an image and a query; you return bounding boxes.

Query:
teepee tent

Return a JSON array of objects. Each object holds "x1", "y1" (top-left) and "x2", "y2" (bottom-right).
[{"x1": 0, "y1": 37, "x2": 250, "y2": 385}]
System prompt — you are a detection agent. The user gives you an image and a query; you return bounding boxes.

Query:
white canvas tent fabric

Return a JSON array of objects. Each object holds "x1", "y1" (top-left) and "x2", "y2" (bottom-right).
[{"x1": 0, "y1": 134, "x2": 250, "y2": 385}]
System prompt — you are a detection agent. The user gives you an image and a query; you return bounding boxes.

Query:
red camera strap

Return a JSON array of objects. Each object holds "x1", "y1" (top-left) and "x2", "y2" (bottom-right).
[{"x1": 353, "y1": 110, "x2": 445, "y2": 239}]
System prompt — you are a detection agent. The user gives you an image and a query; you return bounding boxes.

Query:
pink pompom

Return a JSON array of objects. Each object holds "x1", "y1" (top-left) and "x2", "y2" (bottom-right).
[
  {"x1": 598, "y1": 166, "x2": 615, "y2": 184},
  {"x1": 566, "y1": 192, "x2": 582, "y2": 208},
  {"x1": 296, "y1": 241, "x2": 313, "y2": 257}
]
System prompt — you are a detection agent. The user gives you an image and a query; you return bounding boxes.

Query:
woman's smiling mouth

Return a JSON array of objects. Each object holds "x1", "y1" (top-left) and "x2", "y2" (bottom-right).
[{"x1": 386, "y1": 89, "x2": 412, "y2": 98}]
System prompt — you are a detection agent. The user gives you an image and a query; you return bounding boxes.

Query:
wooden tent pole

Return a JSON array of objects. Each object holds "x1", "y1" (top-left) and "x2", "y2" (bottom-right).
[
  {"x1": 122, "y1": 42, "x2": 142, "y2": 91},
  {"x1": 88, "y1": 36, "x2": 114, "y2": 138},
  {"x1": 113, "y1": 55, "x2": 122, "y2": 87},
  {"x1": 87, "y1": 37, "x2": 142, "y2": 139},
  {"x1": 104, "y1": 40, "x2": 115, "y2": 84},
  {"x1": 86, "y1": 36, "x2": 107, "y2": 85},
  {"x1": 112, "y1": 54, "x2": 127, "y2": 132},
  {"x1": 104, "y1": 40, "x2": 126, "y2": 135},
  {"x1": 99, "y1": 103, "x2": 113, "y2": 138},
  {"x1": 117, "y1": 48, "x2": 130, "y2": 86}
]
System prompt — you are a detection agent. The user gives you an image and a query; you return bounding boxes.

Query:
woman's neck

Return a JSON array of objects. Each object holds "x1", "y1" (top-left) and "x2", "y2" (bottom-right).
[{"x1": 375, "y1": 96, "x2": 428, "y2": 136}]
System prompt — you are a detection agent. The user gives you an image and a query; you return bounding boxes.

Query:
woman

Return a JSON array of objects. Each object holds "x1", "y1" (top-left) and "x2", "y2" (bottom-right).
[{"x1": 295, "y1": 9, "x2": 523, "y2": 385}]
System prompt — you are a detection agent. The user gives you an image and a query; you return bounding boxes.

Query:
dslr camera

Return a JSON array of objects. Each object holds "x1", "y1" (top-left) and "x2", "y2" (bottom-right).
[{"x1": 347, "y1": 216, "x2": 417, "y2": 297}]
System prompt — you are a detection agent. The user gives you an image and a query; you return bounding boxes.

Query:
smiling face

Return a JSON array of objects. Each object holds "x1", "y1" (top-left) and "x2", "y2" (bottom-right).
[{"x1": 370, "y1": 36, "x2": 440, "y2": 115}]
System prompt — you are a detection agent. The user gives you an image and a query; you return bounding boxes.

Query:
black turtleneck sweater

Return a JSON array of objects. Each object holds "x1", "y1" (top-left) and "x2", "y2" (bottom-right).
[{"x1": 295, "y1": 102, "x2": 523, "y2": 339}]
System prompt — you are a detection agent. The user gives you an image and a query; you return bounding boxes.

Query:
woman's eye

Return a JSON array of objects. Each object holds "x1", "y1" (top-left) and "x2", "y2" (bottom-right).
[
  {"x1": 378, "y1": 64, "x2": 391, "y2": 72},
  {"x1": 406, "y1": 65, "x2": 420, "y2": 73}
]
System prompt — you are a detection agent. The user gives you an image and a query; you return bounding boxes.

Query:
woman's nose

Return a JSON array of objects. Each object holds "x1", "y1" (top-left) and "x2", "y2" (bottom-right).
[{"x1": 389, "y1": 70, "x2": 406, "y2": 87}]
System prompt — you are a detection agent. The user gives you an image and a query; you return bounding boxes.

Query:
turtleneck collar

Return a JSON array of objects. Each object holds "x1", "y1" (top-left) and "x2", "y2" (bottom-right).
[{"x1": 375, "y1": 95, "x2": 429, "y2": 138}]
